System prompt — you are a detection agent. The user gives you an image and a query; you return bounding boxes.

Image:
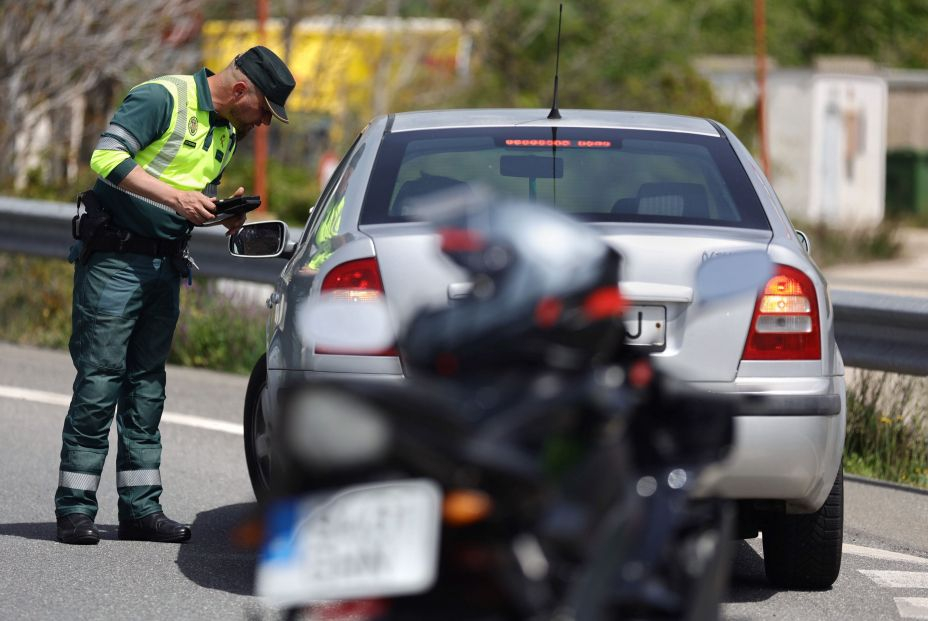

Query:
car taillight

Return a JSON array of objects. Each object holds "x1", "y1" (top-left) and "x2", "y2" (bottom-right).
[
  {"x1": 741, "y1": 264, "x2": 821, "y2": 360},
  {"x1": 317, "y1": 257, "x2": 397, "y2": 356},
  {"x1": 321, "y1": 257, "x2": 385, "y2": 301}
]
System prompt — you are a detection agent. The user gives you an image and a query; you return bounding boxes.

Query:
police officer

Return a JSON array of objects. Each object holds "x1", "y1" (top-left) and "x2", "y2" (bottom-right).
[{"x1": 55, "y1": 47, "x2": 295, "y2": 545}]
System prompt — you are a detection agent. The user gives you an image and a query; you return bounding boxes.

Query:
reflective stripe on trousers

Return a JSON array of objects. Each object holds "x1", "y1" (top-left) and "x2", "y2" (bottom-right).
[
  {"x1": 117, "y1": 469, "x2": 162, "y2": 488},
  {"x1": 58, "y1": 471, "x2": 101, "y2": 492}
]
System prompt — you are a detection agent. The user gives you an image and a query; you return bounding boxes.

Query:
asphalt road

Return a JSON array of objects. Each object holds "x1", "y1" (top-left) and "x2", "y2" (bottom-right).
[{"x1": 1, "y1": 341, "x2": 927, "y2": 620}]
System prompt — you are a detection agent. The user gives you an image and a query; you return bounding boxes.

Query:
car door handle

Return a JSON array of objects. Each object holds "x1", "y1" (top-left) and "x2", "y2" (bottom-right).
[{"x1": 448, "y1": 282, "x2": 474, "y2": 300}]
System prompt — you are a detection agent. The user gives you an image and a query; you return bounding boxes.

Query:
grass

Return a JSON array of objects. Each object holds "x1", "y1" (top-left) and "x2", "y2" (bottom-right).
[
  {"x1": 844, "y1": 370, "x2": 928, "y2": 488},
  {"x1": 793, "y1": 219, "x2": 902, "y2": 268},
  {"x1": 0, "y1": 252, "x2": 266, "y2": 376}
]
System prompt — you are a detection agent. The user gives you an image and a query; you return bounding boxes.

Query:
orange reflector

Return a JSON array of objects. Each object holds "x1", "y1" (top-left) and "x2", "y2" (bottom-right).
[
  {"x1": 443, "y1": 489, "x2": 493, "y2": 526},
  {"x1": 764, "y1": 274, "x2": 805, "y2": 296},
  {"x1": 583, "y1": 286, "x2": 627, "y2": 320},
  {"x1": 230, "y1": 516, "x2": 264, "y2": 550}
]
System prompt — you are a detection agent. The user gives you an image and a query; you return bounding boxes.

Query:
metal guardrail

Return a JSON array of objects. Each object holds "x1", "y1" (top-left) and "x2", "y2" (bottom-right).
[
  {"x1": 1, "y1": 195, "x2": 284, "y2": 283},
  {"x1": 831, "y1": 290, "x2": 928, "y2": 375},
  {"x1": 2, "y1": 196, "x2": 927, "y2": 375}
]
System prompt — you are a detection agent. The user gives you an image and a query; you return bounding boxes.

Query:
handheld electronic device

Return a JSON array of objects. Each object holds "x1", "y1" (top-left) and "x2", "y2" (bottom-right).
[{"x1": 198, "y1": 195, "x2": 262, "y2": 227}]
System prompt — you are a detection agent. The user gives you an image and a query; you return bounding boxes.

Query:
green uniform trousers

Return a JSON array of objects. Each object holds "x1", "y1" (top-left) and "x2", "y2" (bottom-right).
[{"x1": 55, "y1": 249, "x2": 180, "y2": 521}]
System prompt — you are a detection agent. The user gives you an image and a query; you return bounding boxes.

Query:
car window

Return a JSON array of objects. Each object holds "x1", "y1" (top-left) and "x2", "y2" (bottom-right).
[
  {"x1": 360, "y1": 127, "x2": 769, "y2": 230},
  {"x1": 292, "y1": 142, "x2": 366, "y2": 274}
]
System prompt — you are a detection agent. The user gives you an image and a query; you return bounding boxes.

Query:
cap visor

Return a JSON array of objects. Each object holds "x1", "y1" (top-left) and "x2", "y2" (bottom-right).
[{"x1": 265, "y1": 96, "x2": 289, "y2": 123}]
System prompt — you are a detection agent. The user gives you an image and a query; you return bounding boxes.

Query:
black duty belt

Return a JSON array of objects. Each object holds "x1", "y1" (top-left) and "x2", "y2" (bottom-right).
[{"x1": 84, "y1": 230, "x2": 188, "y2": 258}]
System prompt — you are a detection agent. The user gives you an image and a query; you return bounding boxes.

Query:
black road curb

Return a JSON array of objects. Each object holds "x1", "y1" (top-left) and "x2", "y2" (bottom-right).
[{"x1": 845, "y1": 471, "x2": 928, "y2": 496}]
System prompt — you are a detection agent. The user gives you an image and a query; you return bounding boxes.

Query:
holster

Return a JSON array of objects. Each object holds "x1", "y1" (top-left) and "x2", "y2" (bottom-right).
[{"x1": 72, "y1": 190, "x2": 110, "y2": 242}]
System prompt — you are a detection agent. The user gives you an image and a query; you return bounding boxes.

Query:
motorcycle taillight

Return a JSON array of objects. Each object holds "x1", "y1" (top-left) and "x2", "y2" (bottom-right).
[{"x1": 307, "y1": 598, "x2": 389, "y2": 621}]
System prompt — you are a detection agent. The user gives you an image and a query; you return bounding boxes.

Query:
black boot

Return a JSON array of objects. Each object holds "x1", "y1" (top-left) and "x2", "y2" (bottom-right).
[
  {"x1": 118, "y1": 512, "x2": 191, "y2": 543},
  {"x1": 56, "y1": 513, "x2": 100, "y2": 545}
]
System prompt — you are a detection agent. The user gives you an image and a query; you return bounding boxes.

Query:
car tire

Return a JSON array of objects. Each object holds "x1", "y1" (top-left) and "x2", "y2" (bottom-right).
[
  {"x1": 244, "y1": 354, "x2": 272, "y2": 502},
  {"x1": 762, "y1": 467, "x2": 843, "y2": 589}
]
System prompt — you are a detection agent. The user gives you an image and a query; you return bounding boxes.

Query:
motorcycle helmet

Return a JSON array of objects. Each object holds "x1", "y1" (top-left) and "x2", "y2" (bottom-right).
[{"x1": 401, "y1": 192, "x2": 627, "y2": 377}]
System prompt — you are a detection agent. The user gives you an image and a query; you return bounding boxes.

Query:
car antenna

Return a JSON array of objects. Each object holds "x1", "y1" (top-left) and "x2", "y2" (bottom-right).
[{"x1": 547, "y1": 3, "x2": 563, "y2": 120}]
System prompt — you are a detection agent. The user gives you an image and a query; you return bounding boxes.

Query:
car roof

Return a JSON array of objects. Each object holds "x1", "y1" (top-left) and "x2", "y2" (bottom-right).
[{"x1": 387, "y1": 108, "x2": 721, "y2": 136}]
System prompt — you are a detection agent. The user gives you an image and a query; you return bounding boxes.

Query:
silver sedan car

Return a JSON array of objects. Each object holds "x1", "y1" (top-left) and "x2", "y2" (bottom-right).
[{"x1": 233, "y1": 109, "x2": 846, "y2": 589}]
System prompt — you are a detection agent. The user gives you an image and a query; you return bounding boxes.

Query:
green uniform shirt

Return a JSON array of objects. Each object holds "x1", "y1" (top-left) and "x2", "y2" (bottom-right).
[{"x1": 90, "y1": 68, "x2": 236, "y2": 240}]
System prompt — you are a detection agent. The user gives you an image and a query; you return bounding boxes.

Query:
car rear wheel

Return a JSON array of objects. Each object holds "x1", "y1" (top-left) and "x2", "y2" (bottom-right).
[
  {"x1": 244, "y1": 354, "x2": 272, "y2": 502},
  {"x1": 762, "y1": 467, "x2": 843, "y2": 589}
]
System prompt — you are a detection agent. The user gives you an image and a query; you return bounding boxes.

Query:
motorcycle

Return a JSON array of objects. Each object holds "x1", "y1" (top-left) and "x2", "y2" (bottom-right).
[{"x1": 253, "y1": 196, "x2": 770, "y2": 620}]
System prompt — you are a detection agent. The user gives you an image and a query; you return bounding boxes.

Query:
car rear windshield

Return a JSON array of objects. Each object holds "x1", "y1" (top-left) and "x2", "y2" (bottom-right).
[{"x1": 360, "y1": 126, "x2": 770, "y2": 230}]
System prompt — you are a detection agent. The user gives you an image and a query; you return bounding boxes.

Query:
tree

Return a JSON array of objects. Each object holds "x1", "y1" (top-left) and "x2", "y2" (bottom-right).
[
  {"x1": 0, "y1": 0, "x2": 201, "y2": 190},
  {"x1": 432, "y1": 1, "x2": 738, "y2": 124},
  {"x1": 691, "y1": 0, "x2": 928, "y2": 68}
]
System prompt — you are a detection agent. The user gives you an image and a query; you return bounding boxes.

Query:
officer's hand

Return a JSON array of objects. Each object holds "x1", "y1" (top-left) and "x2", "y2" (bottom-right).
[
  {"x1": 171, "y1": 191, "x2": 216, "y2": 225},
  {"x1": 222, "y1": 187, "x2": 247, "y2": 236},
  {"x1": 223, "y1": 214, "x2": 246, "y2": 236}
]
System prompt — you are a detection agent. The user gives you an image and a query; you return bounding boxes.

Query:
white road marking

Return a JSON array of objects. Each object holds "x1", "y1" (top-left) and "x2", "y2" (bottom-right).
[
  {"x1": 0, "y1": 385, "x2": 243, "y2": 436},
  {"x1": 845, "y1": 543, "x2": 928, "y2": 566},
  {"x1": 895, "y1": 598, "x2": 928, "y2": 620},
  {"x1": 860, "y1": 570, "x2": 928, "y2": 589},
  {"x1": 759, "y1": 534, "x2": 928, "y2": 566}
]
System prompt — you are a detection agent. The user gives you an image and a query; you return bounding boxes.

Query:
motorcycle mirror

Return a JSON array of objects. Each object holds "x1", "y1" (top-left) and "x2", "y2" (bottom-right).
[
  {"x1": 296, "y1": 294, "x2": 395, "y2": 354},
  {"x1": 656, "y1": 251, "x2": 772, "y2": 382},
  {"x1": 693, "y1": 250, "x2": 772, "y2": 307}
]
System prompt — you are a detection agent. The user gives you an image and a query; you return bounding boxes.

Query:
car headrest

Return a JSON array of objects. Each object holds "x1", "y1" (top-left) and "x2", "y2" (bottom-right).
[
  {"x1": 611, "y1": 197, "x2": 638, "y2": 215},
  {"x1": 392, "y1": 173, "x2": 469, "y2": 215},
  {"x1": 636, "y1": 182, "x2": 709, "y2": 219}
]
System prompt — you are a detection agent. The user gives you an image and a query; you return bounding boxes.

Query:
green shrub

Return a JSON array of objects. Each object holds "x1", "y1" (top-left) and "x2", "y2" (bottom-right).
[
  {"x1": 0, "y1": 252, "x2": 266, "y2": 375},
  {"x1": 793, "y1": 220, "x2": 901, "y2": 268},
  {"x1": 844, "y1": 370, "x2": 928, "y2": 488},
  {"x1": 0, "y1": 253, "x2": 74, "y2": 350},
  {"x1": 171, "y1": 281, "x2": 267, "y2": 375}
]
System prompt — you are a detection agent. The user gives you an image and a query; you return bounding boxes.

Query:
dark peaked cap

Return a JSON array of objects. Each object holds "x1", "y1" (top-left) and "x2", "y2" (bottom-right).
[{"x1": 235, "y1": 46, "x2": 296, "y2": 123}]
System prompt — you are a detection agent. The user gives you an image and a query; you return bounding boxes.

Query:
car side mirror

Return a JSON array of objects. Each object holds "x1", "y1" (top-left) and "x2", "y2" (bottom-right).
[
  {"x1": 795, "y1": 229, "x2": 811, "y2": 254},
  {"x1": 228, "y1": 221, "x2": 295, "y2": 259}
]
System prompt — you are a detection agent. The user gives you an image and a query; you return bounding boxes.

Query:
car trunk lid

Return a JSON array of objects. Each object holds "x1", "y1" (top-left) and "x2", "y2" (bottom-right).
[
  {"x1": 595, "y1": 223, "x2": 773, "y2": 381},
  {"x1": 364, "y1": 222, "x2": 772, "y2": 382}
]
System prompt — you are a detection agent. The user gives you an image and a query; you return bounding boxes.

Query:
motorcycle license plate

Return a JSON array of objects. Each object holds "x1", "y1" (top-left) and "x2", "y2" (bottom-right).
[
  {"x1": 624, "y1": 305, "x2": 666, "y2": 348},
  {"x1": 256, "y1": 480, "x2": 442, "y2": 607}
]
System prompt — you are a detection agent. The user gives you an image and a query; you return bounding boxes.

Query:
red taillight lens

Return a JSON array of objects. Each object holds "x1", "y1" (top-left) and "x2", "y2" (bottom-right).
[
  {"x1": 321, "y1": 257, "x2": 385, "y2": 299},
  {"x1": 317, "y1": 258, "x2": 397, "y2": 356},
  {"x1": 742, "y1": 264, "x2": 821, "y2": 360},
  {"x1": 310, "y1": 599, "x2": 389, "y2": 620}
]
